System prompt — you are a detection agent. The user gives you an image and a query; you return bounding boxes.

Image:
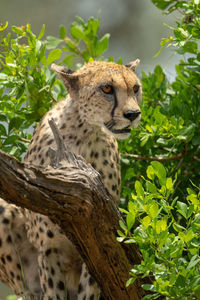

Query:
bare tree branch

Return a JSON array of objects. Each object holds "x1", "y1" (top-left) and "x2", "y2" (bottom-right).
[{"x1": 0, "y1": 120, "x2": 150, "y2": 300}]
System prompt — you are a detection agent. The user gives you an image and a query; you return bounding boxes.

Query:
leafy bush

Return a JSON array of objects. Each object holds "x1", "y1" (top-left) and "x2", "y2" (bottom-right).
[
  {"x1": 119, "y1": 0, "x2": 200, "y2": 205},
  {"x1": 118, "y1": 0, "x2": 200, "y2": 298},
  {"x1": 119, "y1": 162, "x2": 200, "y2": 299}
]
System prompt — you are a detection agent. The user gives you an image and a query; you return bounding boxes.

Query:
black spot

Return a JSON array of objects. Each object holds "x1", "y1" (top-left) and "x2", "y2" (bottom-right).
[
  {"x1": 32, "y1": 145, "x2": 37, "y2": 153},
  {"x1": 84, "y1": 272, "x2": 88, "y2": 278},
  {"x1": 17, "y1": 263, "x2": 21, "y2": 270},
  {"x1": 47, "y1": 230, "x2": 54, "y2": 238},
  {"x1": 6, "y1": 255, "x2": 12, "y2": 262},
  {"x1": 36, "y1": 233, "x2": 39, "y2": 239},
  {"x1": 2, "y1": 218, "x2": 9, "y2": 224},
  {"x1": 39, "y1": 227, "x2": 44, "y2": 233},
  {"x1": 57, "y1": 280, "x2": 65, "y2": 290},
  {"x1": 48, "y1": 277, "x2": 53, "y2": 288},
  {"x1": 47, "y1": 139, "x2": 54, "y2": 145},
  {"x1": 7, "y1": 235, "x2": 12, "y2": 243},
  {"x1": 111, "y1": 142, "x2": 115, "y2": 149},
  {"x1": 56, "y1": 295, "x2": 61, "y2": 300},
  {"x1": 90, "y1": 151, "x2": 94, "y2": 158},
  {"x1": 76, "y1": 140, "x2": 81, "y2": 146},
  {"x1": 10, "y1": 271, "x2": 14, "y2": 278},
  {"x1": 94, "y1": 152, "x2": 99, "y2": 159},
  {"x1": 103, "y1": 160, "x2": 108, "y2": 166},
  {"x1": 17, "y1": 233, "x2": 21, "y2": 240},
  {"x1": 78, "y1": 283, "x2": 83, "y2": 293},
  {"x1": 11, "y1": 211, "x2": 16, "y2": 218},
  {"x1": 90, "y1": 296, "x2": 94, "y2": 300},
  {"x1": 57, "y1": 261, "x2": 61, "y2": 267},
  {"x1": 91, "y1": 162, "x2": 96, "y2": 169},
  {"x1": 109, "y1": 173, "x2": 113, "y2": 179},
  {"x1": 0, "y1": 238, "x2": 2, "y2": 247},
  {"x1": 89, "y1": 276, "x2": 95, "y2": 285},
  {"x1": 1, "y1": 257, "x2": 5, "y2": 264},
  {"x1": 78, "y1": 122, "x2": 83, "y2": 128},
  {"x1": 112, "y1": 185, "x2": 117, "y2": 191},
  {"x1": 102, "y1": 149, "x2": 106, "y2": 157},
  {"x1": 83, "y1": 129, "x2": 88, "y2": 134},
  {"x1": 45, "y1": 249, "x2": 51, "y2": 256},
  {"x1": 41, "y1": 158, "x2": 44, "y2": 165},
  {"x1": 60, "y1": 123, "x2": 66, "y2": 130},
  {"x1": 51, "y1": 267, "x2": 55, "y2": 276},
  {"x1": 17, "y1": 275, "x2": 21, "y2": 281}
]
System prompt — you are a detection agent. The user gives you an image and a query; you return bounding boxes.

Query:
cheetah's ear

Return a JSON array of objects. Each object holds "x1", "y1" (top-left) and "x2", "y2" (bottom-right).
[
  {"x1": 51, "y1": 63, "x2": 78, "y2": 91},
  {"x1": 125, "y1": 58, "x2": 140, "y2": 71}
]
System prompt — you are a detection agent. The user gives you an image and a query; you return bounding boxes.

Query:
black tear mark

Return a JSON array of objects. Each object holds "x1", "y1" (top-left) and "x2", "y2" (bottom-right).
[{"x1": 111, "y1": 89, "x2": 118, "y2": 118}]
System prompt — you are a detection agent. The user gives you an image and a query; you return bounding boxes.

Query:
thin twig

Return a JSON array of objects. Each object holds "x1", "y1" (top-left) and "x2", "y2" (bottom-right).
[
  {"x1": 18, "y1": 136, "x2": 30, "y2": 143},
  {"x1": 194, "y1": 156, "x2": 200, "y2": 163},
  {"x1": 121, "y1": 152, "x2": 184, "y2": 162}
]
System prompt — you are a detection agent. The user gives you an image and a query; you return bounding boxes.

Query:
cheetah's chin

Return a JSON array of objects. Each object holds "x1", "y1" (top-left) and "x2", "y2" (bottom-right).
[{"x1": 110, "y1": 126, "x2": 131, "y2": 135}]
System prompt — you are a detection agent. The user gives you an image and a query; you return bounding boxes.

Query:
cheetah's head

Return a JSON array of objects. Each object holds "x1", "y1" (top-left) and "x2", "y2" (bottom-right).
[{"x1": 51, "y1": 60, "x2": 142, "y2": 140}]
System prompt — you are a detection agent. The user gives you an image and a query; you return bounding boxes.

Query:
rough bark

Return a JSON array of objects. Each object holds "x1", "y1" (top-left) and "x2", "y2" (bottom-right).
[{"x1": 0, "y1": 120, "x2": 149, "y2": 300}]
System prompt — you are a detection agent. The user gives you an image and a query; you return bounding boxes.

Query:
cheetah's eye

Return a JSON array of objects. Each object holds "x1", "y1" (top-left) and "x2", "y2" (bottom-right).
[
  {"x1": 133, "y1": 84, "x2": 140, "y2": 94},
  {"x1": 101, "y1": 84, "x2": 114, "y2": 95}
]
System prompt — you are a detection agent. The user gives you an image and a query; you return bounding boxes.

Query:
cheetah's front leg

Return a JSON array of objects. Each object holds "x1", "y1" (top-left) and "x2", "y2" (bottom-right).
[
  {"x1": 77, "y1": 263, "x2": 100, "y2": 300},
  {"x1": 38, "y1": 249, "x2": 67, "y2": 300}
]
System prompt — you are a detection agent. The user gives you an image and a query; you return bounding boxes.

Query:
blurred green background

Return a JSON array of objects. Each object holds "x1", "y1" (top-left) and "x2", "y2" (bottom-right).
[{"x1": 0, "y1": 0, "x2": 176, "y2": 297}]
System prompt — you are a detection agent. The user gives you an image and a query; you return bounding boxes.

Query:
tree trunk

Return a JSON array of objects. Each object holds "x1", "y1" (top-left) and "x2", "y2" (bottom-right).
[{"x1": 0, "y1": 120, "x2": 149, "y2": 299}]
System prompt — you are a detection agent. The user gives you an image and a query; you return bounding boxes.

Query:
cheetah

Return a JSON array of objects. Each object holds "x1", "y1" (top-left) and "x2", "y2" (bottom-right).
[{"x1": 0, "y1": 59, "x2": 142, "y2": 299}]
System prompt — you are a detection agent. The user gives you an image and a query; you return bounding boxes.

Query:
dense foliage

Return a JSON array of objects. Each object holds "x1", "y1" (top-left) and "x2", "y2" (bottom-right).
[
  {"x1": 0, "y1": 0, "x2": 199, "y2": 299},
  {"x1": 118, "y1": 0, "x2": 200, "y2": 298}
]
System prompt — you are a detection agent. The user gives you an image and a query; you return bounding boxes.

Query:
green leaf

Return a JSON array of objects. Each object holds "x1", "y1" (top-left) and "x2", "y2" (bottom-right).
[
  {"x1": 59, "y1": 25, "x2": 66, "y2": 39},
  {"x1": 63, "y1": 54, "x2": 74, "y2": 69},
  {"x1": 148, "y1": 202, "x2": 159, "y2": 219},
  {"x1": 119, "y1": 220, "x2": 127, "y2": 231},
  {"x1": 3, "y1": 135, "x2": 19, "y2": 145},
  {"x1": 0, "y1": 124, "x2": 7, "y2": 135},
  {"x1": 7, "y1": 296, "x2": 17, "y2": 300},
  {"x1": 135, "y1": 181, "x2": 144, "y2": 198},
  {"x1": 166, "y1": 177, "x2": 173, "y2": 190},
  {"x1": 177, "y1": 201, "x2": 188, "y2": 219},
  {"x1": 126, "y1": 212, "x2": 135, "y2": 231},
  {"x1": 146, "y1": 165, "x2": 155, "y2": 180},
  {"x1": 0, "y1": 21, "x2": 8, "y2": 31},
  {"x1": 126, "y1": 277, "x2": 136, "y2": 287},
  {"x1": 38, "y1": 24, "x2": 45, "y2": 40},
  {"x1": 95, "y1": 33, "x2": 110, "y2": 57},
  {"x1": 151, "y1": 161, "x2": 166, "y2": 185},
  {"x1": 46, "y1": 49, "x2": 62, "y2": 66},
  {"x1": 187, "y1": 254, "x2": 200, "y2": 270},
  {"x1": 46, "y1": 36, "x2": 62, "y2": 49},
  {"x1": 70, "y1": 26, "x2": 85, "y2": 41}
]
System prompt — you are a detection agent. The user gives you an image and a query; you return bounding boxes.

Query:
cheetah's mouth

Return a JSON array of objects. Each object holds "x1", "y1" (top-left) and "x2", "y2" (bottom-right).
[
  {"x1": 104, "y1": 121, "x2": 131, "y2": 135},
  {"x1": 110, "y1": 126, "x2": 131, "y2": 134}
]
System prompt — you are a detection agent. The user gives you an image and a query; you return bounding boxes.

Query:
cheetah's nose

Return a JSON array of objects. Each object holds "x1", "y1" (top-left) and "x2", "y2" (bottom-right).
[{"x1": 123, "y1": 110, "x2": 141, "y2": 121}]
